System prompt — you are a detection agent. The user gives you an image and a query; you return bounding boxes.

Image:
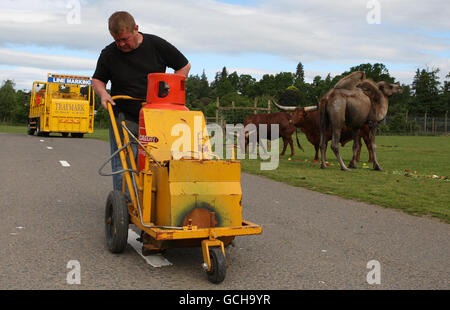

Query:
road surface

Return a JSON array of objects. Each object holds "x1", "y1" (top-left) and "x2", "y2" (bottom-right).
[{"x1": 0, "y1": 132, "x2": 448, "y2": 289}]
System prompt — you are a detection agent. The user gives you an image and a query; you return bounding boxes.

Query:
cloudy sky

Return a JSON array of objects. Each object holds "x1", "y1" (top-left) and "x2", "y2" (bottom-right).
[{"x1": 0, "y1": 0, "x2": 449, "y2": 90}]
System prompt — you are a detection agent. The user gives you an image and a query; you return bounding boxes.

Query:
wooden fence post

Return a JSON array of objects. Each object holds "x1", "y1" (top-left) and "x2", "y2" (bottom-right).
[
  {"x1": 216, "y1": 97, "x2": 219, "y2": 124},
  {"x1": 445, "y1": 111, "x2": 448, "y2": 135},
  {"x1": 424, "y1": 112, "x2": 427, "y2": 133},
  {"x1": 253, "y1": 98, "x2": 258, "y2": 114}
]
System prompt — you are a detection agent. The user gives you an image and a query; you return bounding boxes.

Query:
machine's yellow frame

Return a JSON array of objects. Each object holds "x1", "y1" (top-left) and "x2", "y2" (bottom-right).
[{"x1": 106, "y1": 96, "x2": 262, "y2": 280}]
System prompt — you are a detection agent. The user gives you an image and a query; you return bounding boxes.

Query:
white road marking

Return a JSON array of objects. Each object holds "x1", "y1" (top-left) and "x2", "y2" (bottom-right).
[
  {"x1": 47, "y1": 146, "x2": 53, "y2": 150},
  {"x1": 40, "y1": 139, "x2": 44, "y2": 142},
  {"x1": 59, "y1": 160, "x2": 70, "y2": 167},
  {"x1": 127, "y1": 229, "x2": 172, "y2": 267}
]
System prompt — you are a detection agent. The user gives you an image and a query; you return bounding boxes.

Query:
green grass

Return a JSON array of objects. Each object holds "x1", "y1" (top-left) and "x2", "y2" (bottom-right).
[
  {"x1": 241, "y1": 134, "x2": 450, "y2": 223},
  {"x1": 0, "y1": 123, "x2": 110, "y2": 141},
  {"x1": 2, "y1": 123, "x2": 449, "y2": 222}
]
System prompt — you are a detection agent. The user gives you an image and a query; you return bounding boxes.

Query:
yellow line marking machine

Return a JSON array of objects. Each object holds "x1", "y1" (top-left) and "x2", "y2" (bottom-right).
[{"x1": 99, "y1": 73, "x2": 262, "y2": 284}]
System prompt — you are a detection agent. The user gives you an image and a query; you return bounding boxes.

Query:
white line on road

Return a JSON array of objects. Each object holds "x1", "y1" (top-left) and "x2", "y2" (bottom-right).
[
  {"x1": 47, "y1": 146, "x2": 53, "y2": 150},
  {"x1": 127, "y1": 229, "x2": 172, "y2": 267},
  {"x1": 40, "y1": 139, "x2": 44, "y2": 142},
  {"x1": 59, "y1": 160, "x2": 70, "y2": 167}
]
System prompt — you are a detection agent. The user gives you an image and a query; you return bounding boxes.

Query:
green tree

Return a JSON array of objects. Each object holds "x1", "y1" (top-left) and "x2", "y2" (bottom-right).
[
  {"x1": 346, "y1": 63, "x2": 395, "y2": 83},
  {"x1": 411, "y1": 67, "x2": 441, "y2": 115},
  {"x1": 237, "y1": 74, "x2": 256, "y2": 97},
  {"x1": 278, "y1": 86, "x2": 302, "y2": 107},
  {"x1": 12, "y1": 90, "x2": 29, "y2": 123},
  {"x1": 0, "y1": 80, "x2": 17, "y2": 122},
  {"x1": 295, "y1": 62, "x2": 305, "y2": 84}
]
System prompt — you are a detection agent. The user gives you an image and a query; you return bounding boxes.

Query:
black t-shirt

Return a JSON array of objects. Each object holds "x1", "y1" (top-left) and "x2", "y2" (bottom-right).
[{"x1": 93, "y1": 32, "x2": 189, "y2": 120}]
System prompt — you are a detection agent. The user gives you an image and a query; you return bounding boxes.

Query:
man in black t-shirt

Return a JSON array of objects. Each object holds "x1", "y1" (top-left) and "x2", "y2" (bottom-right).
[
  {"x1": 93, "y1": 11, "x2": 190, "y2": 121},
  {"x1": 92, "y1": 11, "x2": 190, "y2": 193}
]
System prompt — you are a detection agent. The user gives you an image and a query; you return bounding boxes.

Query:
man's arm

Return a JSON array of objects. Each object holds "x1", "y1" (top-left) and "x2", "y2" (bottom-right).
[
  {"x1": 174, "y1": 62, "x2": 191, "y2": 77},
  {"x1": 92, "y1": 78, "x2": 115, "y2": 109}
]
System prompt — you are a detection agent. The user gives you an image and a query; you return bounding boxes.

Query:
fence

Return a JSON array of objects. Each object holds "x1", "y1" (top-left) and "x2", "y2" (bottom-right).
[
  {"x1": 205, "y1": 97, "x2": 273, "y2": 127},
  {"x1": 380, "y1": 111, "x2": 448, "y2": 136},
  {"x1": 206, "y1": 99, "x2": 448, "y2": 136}
]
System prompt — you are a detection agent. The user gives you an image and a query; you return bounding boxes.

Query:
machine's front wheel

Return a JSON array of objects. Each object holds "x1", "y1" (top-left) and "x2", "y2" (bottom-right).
[
  {"x1": 105, "y1": 190, "x2": 129, "y2": 253},
  {"x1": 207, "y1": 247, "x2": 226, "y2": 284}
]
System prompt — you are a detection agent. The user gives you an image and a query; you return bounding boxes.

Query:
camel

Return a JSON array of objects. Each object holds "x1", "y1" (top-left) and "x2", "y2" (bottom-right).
[{"x1": 319, "y1": 73, "x2": 402, "y2": 171}]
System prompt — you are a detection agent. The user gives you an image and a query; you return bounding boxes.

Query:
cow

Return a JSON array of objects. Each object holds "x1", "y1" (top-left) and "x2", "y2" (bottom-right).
[
  {"x1": 241, "y1": 110, "x2": 311, "y2": 157},
  {"x1": 273, "y1": 101, "x2": 374, "y2": 163}
]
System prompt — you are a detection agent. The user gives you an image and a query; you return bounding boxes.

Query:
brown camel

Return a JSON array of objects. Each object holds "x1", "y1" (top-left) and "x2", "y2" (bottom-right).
[{"x1": 319, "y1": 74, "x2": 402, "y2": 171}]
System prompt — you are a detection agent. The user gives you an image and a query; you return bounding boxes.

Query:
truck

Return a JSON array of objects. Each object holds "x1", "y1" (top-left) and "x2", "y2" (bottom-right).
[{"x1": 27, "y1": 73, "x2": 95, "y2": 138}]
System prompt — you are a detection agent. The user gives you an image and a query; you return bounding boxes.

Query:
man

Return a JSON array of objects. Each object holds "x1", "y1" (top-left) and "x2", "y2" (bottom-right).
[{"x1": 93, "y1": 11, "x2": 191, "y2": 194}]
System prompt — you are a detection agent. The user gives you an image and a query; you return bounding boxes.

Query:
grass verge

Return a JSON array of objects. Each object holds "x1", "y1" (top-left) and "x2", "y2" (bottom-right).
[{"x1": 2, "y1": 123, "x2": 449, "y2": 222}]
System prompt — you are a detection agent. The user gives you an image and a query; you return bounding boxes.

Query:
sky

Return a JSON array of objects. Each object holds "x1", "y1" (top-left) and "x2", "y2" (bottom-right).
[{"x1": 0, "y1": 0, "x2": 449, "y2": 91}]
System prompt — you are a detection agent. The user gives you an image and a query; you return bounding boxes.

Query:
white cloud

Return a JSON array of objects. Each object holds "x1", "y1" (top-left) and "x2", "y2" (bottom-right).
[{"x1": 0, "y1": 48, "x2": 96, "y2": 71}]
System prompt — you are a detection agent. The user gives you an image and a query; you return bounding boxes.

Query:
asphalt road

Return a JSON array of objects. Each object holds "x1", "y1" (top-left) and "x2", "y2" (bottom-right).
[{"x1": 0, "y1": 132, "x2": 448, "y2": 289}]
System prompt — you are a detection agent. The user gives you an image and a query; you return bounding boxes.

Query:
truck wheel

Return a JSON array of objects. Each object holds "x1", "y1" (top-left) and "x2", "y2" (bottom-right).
[
  {"x1": 61, "y1": 133, "x2": 69, "y2": 137},
  {"x1": 105, "y1": 190, "x2": 129, "y2": 253},
  {"x1": 36, "y1": 120, "x2": 41, "y2": 136},
  {"x1": 71, "y1": 133, "x2": 84, "y2": 138},
  {"x1": 27, "y1": 122, "x2": 35, "y2": 135},
  {"x1": 207, "y1": 247, "x2": 226, "y2": 284}
]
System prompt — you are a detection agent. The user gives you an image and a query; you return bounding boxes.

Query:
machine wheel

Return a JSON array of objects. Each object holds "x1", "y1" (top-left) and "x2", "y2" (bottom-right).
[
  {"x1": 207, "y1": 247, "x2": 226, "y2": 284},
  {"x1": 71, "y1": 133, "x2": 84, "y2": 138},
  {"x1": 105, "y1": 190, "x2": 129, "y2": 253},
  {"x1": 61, "y1": 133, "x2": 69, "y2": 137}
]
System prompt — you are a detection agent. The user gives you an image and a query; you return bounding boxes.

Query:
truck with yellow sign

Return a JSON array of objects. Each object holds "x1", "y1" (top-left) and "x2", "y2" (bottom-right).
[{"x1": 27, "y1": 73, "x2": 95, "y2": 137}]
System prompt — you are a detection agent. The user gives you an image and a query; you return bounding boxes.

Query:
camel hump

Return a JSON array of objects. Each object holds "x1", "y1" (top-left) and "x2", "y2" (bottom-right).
[
  {"x1": 334, "y1": 71, "x2": 366, "y2": 90},
  {"x1": 357, "y1": 79, "x2": 382, "y2": 105}
]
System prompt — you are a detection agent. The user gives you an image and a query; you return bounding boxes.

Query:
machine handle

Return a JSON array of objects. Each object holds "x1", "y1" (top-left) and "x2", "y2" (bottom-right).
[{"x1": 110, "y1": 95, "x2": 146, "y2": 106}]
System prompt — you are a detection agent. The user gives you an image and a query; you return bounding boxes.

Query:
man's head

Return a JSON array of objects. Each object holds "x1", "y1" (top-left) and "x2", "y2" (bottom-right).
[{"x1": 108, "y1": 11, "x2": 141, "y2": 52}]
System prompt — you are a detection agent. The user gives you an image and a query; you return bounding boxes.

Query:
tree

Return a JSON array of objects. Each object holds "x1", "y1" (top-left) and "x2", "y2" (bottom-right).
[
  {"x1": 0, "y1": 80, "x2": 16, "y2": 122},
  {"x1": 346, "y1": 63, "x2": 395, "y2": 83},
  {"x1": 295, "y1": 62, "x2": 305, "y2": 84},
  {"x1": 237, "y1": 74, "x2": 256, "y2": 97},
  {"x1": 278, "y1": 86, "x2": 302, "y2": 106},
  {"x1": 411, "y1": 67, "x2": 441, "y2": 115}
]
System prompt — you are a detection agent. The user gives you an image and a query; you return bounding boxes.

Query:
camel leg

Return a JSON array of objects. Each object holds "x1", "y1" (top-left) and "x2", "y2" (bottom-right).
[
  {"x1": 348, "y1": 128, "x2": 360, "y2": 169},
  {"x1": 356, "y1": 136, "x2": 362, "y2": 162},
  {"x1": 363, "y1": 135, "x2": 374, "y2": 163},
  {"x1": 369, "y1": 125, "x2": 383, "y2": 171},
  {"x1": 319, "y1": 132, "x2": 327, "y2": 169},
  {"x1": 331, "y1": 129, "x2": 349, "y2": 171}
]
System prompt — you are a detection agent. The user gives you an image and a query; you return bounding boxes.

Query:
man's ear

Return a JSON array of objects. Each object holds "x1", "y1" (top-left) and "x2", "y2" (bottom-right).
[{"x1": 134, "y1": 25, "x2": 139, "y2": 33}]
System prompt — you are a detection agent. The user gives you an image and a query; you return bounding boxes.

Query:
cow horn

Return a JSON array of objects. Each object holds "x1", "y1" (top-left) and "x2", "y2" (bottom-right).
[
  {"x1": 272, "y1": 100, "x2": 297, "y2": 111},
  {"x1": 304, "y1": 106, "x2": 317, "y2": 112}
]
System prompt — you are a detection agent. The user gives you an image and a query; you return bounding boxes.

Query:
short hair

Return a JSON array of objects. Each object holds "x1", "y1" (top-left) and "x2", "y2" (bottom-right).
[{"x1": 108, "y1": 11, "x2": 136, "y2": 36}]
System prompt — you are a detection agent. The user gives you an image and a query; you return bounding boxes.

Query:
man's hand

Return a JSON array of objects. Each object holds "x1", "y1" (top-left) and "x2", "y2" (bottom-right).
[
  {"x1": 100, "y1": 93, "x2": 115, "y2": 110},
  {"x1": 92, "y1": 78, "x2": 115, "y2": 109},
  {"x1": 175, "y1": 62, "x2": 191, "y2": 77}
]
